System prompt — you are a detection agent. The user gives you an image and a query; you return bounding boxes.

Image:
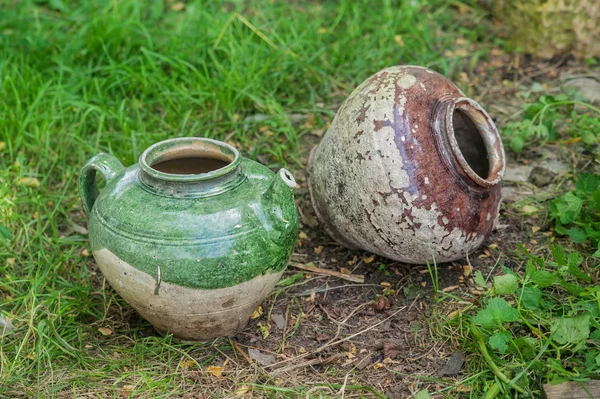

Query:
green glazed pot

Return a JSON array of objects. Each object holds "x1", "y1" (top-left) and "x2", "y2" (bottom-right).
[{"x1": 79, "y1": 138, "x2": 298, "y2": 341}]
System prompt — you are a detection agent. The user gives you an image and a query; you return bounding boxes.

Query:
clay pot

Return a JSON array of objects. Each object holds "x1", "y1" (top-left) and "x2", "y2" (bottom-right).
[
  {"x1": 79, "y1": 138, "x2": 298, "y2": 341},
  {"x1": 308, "y1": 66, "x2": 505, "y2": 264}
]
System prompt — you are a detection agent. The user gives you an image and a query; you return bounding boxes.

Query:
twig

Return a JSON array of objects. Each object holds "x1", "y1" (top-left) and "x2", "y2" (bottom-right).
[
  {"x1": 230, "y1": 340, "x2": 253, "y2": 365},
  {"x1": 266, "y1": 304, "x2": 408, "y2": 370},
  {"x1": 271, "y1": 353, "x2": 343, "y2": 376},
  {"x1": 289, "y1": 262, "x2": 364, "y2": 283}
]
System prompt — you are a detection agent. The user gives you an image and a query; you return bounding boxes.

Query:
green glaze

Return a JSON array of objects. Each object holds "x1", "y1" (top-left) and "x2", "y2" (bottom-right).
[{"x1": 79, "y1": 138, "x2": 298, "y2": 290}]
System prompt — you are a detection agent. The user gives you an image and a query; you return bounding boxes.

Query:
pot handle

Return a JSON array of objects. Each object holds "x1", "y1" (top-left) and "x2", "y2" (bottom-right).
[{"x1": 79, "y1": 153, "x2": 125, "y2": 215}]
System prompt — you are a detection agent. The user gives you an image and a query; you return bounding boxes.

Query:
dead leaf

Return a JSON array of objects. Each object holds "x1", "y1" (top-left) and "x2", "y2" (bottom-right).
[
  {"x1": 0, "y1": 142, "x2": 5, "y2": 151},
  {"x1": 19, "y1": 177, "x2": 40, "y2": 187},
  {"x1": 298, "y1": 231, "x2": 309, "y2": 241},
  {"x1": 179, "y1": 359, "x2": 197, "y2": 369},
  {"x1": 394, "y1": 35, "x2": 404, "y2": 47},
  {"x1": 271, "y1": 313, "x2": 285, "y2": 330},
  {"x1": 207, "y1": 365, "x2": 224, "y2": 377},
  {"x1": 234, "y1": 386, "x2": 249, "y2": 396},
  {"x1": 315, "y1": 333, "x2": 331, "y2": 343},
  {"x1": 257, "y1": 322, "x2": 270, "y2": 339},
  {"x1": 383, "y1": 342, "x2": 400, "y2": 359},
  {"x1": 380, "y1": 282, "x2": 391, "y2": 287},
  {"x1": 6, "y1": 258, "x2": 15, "y2": 266},
  {"x1": 248, "y1": 348, "x2": 276, "y2": 366},
  {"x1": 170, "y1": 2, "x2": 185, "y2": 11},
  {"x1": 0, "y1": 314, "x2": 15, "y2": 335},
  {"x1": 521, "y1": 205, "x2": 539, "y2": 214},
  {"x1": 373, "y1": 296, "x2": 390, "y2": 312},
  {"x1": 363, "y1": 254, "x2": 375, "y2": 264},
  {"x1": 81, "y1": 248, "x2": 90, "y2": 257},
  {"x1": 250, "y1": 306, "x2": 263, "y2": 319},
  {"x1": 120, "y1": 385, "x2": 134, "y2": 397},
  {"x1": 354, "y1": 354, "x2": 372, "y2": 370},
  {"x1": 340, "y1": 267, "x2": 352, "y2": 275},
  {"x1": 98, "y1": 327, "x2": 113, "y2": 336},
  {"x1": 442, "y1": 285, "x2": 459, "y2": 292},
  {"x1": 314, "y1": 246, "x2": 324, "y2": 254}
]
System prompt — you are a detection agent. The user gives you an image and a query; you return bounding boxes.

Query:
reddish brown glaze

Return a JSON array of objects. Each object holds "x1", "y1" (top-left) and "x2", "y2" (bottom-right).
[{"x1": 308, "y1": 66, "x2": 505, "y2": 264}]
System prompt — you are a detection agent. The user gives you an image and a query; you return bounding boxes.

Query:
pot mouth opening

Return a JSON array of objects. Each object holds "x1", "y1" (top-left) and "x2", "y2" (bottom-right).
[
  {"x1": 139, "y1": 138, "x2": 240, "y2": 182},
  {"x1": 446, "y1": 98, "x2": 505, "y2": 187}
]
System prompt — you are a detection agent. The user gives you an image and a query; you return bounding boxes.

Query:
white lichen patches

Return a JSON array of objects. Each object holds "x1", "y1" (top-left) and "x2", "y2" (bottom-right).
[
  {"x1": 401, "y1": 136, "x2": 406, "y2": 141},
  {"x1": 442, "y1": 216, "x2": 449, "y2": 224},
  {"x1": 424, "y1": 177, "x2": 430, "y2": 184},
  {"x1": 420, "y1": 82, "x2": 427, "y2": 91},
  {"x1": 421, "y1": 195, "x2": 427, "y2": 200},
  {"x1": 487, "y1": 213, "x2": 491, "y2": 221},
  {"x1": 397, "y1": 74, "x2": 417, "y2": 89}
]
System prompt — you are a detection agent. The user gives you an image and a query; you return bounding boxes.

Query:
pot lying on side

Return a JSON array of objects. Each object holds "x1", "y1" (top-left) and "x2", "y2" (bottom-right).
[
  {"x1": 79, "y1": 137, "x2": 298, "y2": 342},
  {"x1": 308, "y1": 65, "x2": 505, "y2": 264}
]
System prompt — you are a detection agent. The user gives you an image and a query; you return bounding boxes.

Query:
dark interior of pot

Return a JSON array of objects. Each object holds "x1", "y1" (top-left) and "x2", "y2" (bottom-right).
[
  {"x1": 149, "y1": 142, "x2": 235, "y2": 175},
  {"x1": 452, "y1": 109, "x2": 490, "y2": 179},
  {"x1": 152, "y1": 157, "x2": 231, "y2": 175}
]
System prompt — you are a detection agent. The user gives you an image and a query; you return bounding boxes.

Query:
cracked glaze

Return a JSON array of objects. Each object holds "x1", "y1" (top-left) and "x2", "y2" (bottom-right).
[{"x1": 308, "y1": 66, "x2": 505, "y2": 264}]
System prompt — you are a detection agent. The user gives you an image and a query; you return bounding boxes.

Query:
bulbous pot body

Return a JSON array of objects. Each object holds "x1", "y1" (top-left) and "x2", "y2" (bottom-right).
[
  {"x1": 308, "y1": 66, "x2": 505, "y2": 264},
  {"x1": 79, "y1": 138, "x2": 298, "y2": 341}
]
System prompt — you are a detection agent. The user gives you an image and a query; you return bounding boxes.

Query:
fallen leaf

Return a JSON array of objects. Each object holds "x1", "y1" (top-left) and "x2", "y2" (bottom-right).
[
  {"x1": 531, "y1": 226, "x2": 541, "y2": 233},
  {"x1": 394, "y1": 35, "x2": 404, "y2": 47},
  {"x1": 373, "y1": 296, "x2": 390, "y2": 311},
  {"x1": 442, "y1": 285, "x2": 459, "y2": 292},
  {"x1": 98, "y1": 327, "x2": 113, "y2": 336},
  {"x1": 207, "y1": 365, "x2": 224, "y2": 377},
  {"x1": 383, "y1": 342, "x2": 400, "y2": 359},
  {"x1": 234, "y1": 386, "x2": 249, "y2": 396},
  {"x1": 363, "y1": 254, "x2": 375, "y2": 264},
  {"x1": 271, "y1": 313, "x2": 285, "y2": 330},
  {"x1": 373, "y1": 362, "x2": 384, "y2": 370},
  {"x1": 314, "y1": 246, "x2": 324, "y2": 254},
  {"x1": 257, "y1": 322, "x2": 270, "y2": 339},
  {"x1": 250, "y1": 306, "x2": 263, "y2": 319},
  {"x1": 521, "y1": 205, "x2": 539, "y2": 214},
  {"x1": 340, "y1": 267, "x2": 352, "y2": 275},
  {"x1": 179, "y1": 359, "x2": 197, "y2": 369},
  {"x1": 248, "y1": 348, "x2": 276, "y2": 366},
  {"x1": 6, "y1": 258, "x2": 15, "y2": 266},
  {"x1": 0, "y1": 314, "x2": 15, "y2": 335},
  {"x1": 0, "y1": 142, "x2": 5, "y2": 151},
  {"x1": 298, "y1": 231, "x2": 309, "y2": 240},
  {"x1": 380, "y1": 282, "x2": 391, "y2": 287},
  {"x1": 170, "y1": 2, "x2": 185, "y2": 11},
  {"x1": 81, "y1": 248, "x2": 90, "y2": 257},
  {"x1": 19, "y1": 177, "x2": 40, "y2": 187}
]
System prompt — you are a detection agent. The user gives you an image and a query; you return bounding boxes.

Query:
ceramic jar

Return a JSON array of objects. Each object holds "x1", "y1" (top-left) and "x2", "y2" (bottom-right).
[
  {"x1": 79, "y1": 138, "x2": 298, "y2": 341},
  {"x1": 308, "y1": 66, "x2": 505, "y2": 264}
]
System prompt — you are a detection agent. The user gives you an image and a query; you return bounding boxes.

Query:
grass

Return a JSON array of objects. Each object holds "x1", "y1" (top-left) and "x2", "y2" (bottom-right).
[
  {"x1": 0, "y1": 0, "x2": 499, "y2": 397},
  {"x1": 421, "y1": 98, "x2": 600, "y2": 398}
]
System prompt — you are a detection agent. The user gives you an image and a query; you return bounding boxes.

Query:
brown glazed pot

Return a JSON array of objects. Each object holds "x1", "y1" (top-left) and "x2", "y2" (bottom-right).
[{"x1": 308, "y1": 65, "x2": 505, "y2": 264}]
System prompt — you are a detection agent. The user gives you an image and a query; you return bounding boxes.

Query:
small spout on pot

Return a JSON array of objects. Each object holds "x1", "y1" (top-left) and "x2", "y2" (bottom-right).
[{"x1": 262, "y1": 169, "x2": 297, "y2": 230}]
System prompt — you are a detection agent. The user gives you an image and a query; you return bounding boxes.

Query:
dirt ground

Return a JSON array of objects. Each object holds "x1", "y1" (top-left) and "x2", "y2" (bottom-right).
[{"x1": 90, "y1": 52, "x2": 598, "y2": 398}]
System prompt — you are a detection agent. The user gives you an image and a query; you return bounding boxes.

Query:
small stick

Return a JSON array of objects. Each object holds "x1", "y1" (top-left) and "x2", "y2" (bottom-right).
[
  {"x1": 266, "y1": 304, "x2": 408, "y2": 370},
  {"x1": 288, "y1": 262, "x2": 364, "y2": 283},
  {"x1": 230, "y1": 340, "x2": 253, "y2": 365},
  {"x1": 271, "y1": 353, "x2": 344, "y2": 376}
]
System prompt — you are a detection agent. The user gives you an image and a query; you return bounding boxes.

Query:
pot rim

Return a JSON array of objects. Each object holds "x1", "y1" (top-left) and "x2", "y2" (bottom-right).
[
  {"x1": 139, "y1": 137, "x2": 241, "y2": 183},
  {"x1": 443, "y1": 97, "x2": 506, "y2": 188}
]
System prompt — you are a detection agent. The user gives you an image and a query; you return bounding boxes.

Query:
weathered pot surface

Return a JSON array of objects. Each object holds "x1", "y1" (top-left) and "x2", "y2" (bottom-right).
[
  {"x1": 79, "y1": 137, "x2": 298, "y2": 341},
  {"x1": 308, "y1": 65, "x2": 505, "y2": 264}
]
